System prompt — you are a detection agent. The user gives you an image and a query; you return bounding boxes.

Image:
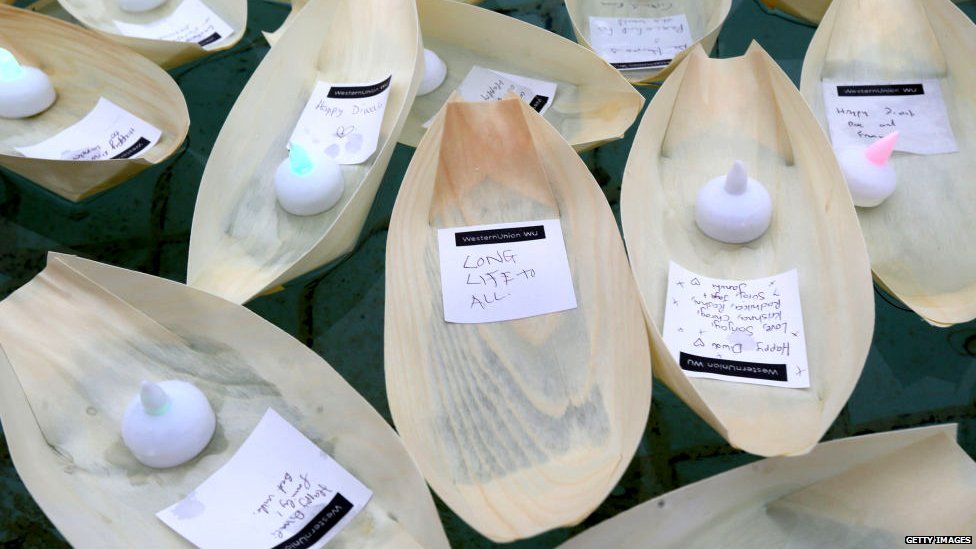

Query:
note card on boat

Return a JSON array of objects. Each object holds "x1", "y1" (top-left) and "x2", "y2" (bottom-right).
[
  {"x1": 288, "y1": 76, "x2": 391, "y2": 165},
  {"x1": 456, "y1": 66, "x2": 557, "y2": 115},
  {"x1": 15, "y1": 98, "x2": 160, "y2": 161},
  {"x1": 422, "y1": 66, "x2": 556, "y2": 128},
  {"x1": 822, "y1": 79, "x2": 958, "y2": 155},
  {"x1": 662, "y1": 262, "x2": 810, "y2": 389},
  {"x1": 158, "y1": 409, "x2": 372, "y2": 549},
  {"x1": 588, "y1": 15, "x2": 693, "y2": 70},
  {"x1": 436, "y1": 219, "x2": 577, "y2": 324},
  {"x1": 113, "y1": 0, "x2": 234, "y2": 48}
]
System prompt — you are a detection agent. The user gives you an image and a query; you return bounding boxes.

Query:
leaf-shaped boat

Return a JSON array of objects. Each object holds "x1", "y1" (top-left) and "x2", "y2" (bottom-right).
[
  {"x1": 621, "y1": 43, "x2": 873, "y2": 457},
  {"x1": 560, "y1": 424, "x2": 974, "y2": 547},
  {"x1": 0, "y1": 5, "x2": 188, "y2": 201},
  {"x1": 187, "y1": 0, "x2": 420, "y2": 304},
  {"x1": 0, "y1": 253, "x2": 449, "y2": 548},
  {"x1": 800, "y1": 0, "x2": 976, "y2": 326},
  {"x1": 385, "y1": 96, "x2": 652, "y2": 542},
  {"x1": 31, "y1": 0, "x2": 246, "y2": 68},
  {"x1": 564, "y1": 0, "x2": 731, "y2": 84}
]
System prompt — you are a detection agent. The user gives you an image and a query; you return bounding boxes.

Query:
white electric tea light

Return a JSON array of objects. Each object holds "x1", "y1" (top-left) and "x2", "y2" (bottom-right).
[
  {"x1": 835, "y1": 131, "x2": 900, "y2": 208},
  {"x1": 122, "y1": 380, "x2": 216, "y2": 469},
  {"x1": 0, "y1": 48, "x2": 55, "y2": 119},
  {"x1": 418, "y1": 49, "x2": 447, "y2": 96},
  {"x1": 695, "y1": 160, "x2": 773, "y2": 244},
  {"x1": 118, "y1": 0, "x2": 167, "y2": 13},
  {"x1": 275, "y1": 143, "x2": 344, "y2": 216}
]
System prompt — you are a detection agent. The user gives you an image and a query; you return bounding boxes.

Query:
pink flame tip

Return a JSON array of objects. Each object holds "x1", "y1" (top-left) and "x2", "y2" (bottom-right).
[{"x1": 865, "y1": 131, "x2": 899, "y2": 166}]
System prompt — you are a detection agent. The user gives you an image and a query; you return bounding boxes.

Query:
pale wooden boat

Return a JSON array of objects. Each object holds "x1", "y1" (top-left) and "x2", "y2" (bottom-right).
[
  {"x1": 0, "y1": 5, "x2": 188, "y2": 202},
  {"x1": 26, "y1": 0, "x2": 245, "y2": 69},
  {"x1": 0, "y1": 253, "x2": 449, "y2": 548},
  {"x1": 265, "y1": 0, "x2": 644, "y2": 152},
  {"x1": 621, "y1": 43, "x2": 873, "y2": 457},
  {"x1": 186, "y1": 0, "x2": 420, "y2": 304},
  {"x1": 385, "y1": 96, "x2": 653, "y2": 542},
  {"x1": 564, "y1": 0, "x2": 731, "y2": 85},
  {"x1": 262, "y1": 0, "x2": 482, "y2": 44},
  {"x1": 560, "y1": 424, "x2": 975, "y2": 548},
  {"x1": 800, "y1": 0, "x2": 976, "y2": 326},
  {"x1": 759, "y1": 0, "x2": 973, "y2": 25}
]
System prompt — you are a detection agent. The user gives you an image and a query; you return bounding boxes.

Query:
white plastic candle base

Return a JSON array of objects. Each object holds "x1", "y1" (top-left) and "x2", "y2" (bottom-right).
[
  {"x1": 835, "y1": 146, "x2": 897, "y2": 207},
  {"x1": 118, "y1": 0, "x2": 167, "y2": 13},
  {"x1": 122, "y1": 380, "x2": 216, "y2": 469},
  {"x1": 274, "y1": 153, "x2": 344, "y2": 216},
  {"x1": 417, "y1": 49, "x2": 447, "y2": 97},
  {"x1": 695, "y1": 160, "x2": 773, "y2": 244},
  {"x1": 0, "y1": 67, "x2": 55, "y2": 119}
]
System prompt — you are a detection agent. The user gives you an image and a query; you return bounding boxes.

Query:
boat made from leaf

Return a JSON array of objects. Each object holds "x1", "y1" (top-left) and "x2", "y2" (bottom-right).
[
  {"x1": 622, "y1": 43, "x2": 873, "y2": 457},
  {"x1": 385, "y1": 96, "x2": 652, "y2": 541},
  {"x1": 800, "y1": 0, "x2": 976, "y2": 326},
  {"x1": 0, "y1": 5, "x2": 188, "y2": 201},
  {"x1": 187, "y1": 0, "x2": 420, "y2": 304},
  {"x1": 0, "y1": 253, "x2": 449, "y2": 548}
]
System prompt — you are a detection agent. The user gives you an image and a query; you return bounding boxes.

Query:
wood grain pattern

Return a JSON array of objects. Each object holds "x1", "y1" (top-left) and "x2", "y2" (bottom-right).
[
  {"x1": 564, "y1": 0, "x2": 731, "y2": 85},
  {"x1": 265, "y1": 0, "x2": 644, "y2": 152},
  {"x1": 621, "y1": 43, "x2": 873, "y2": 457},
  {"x1": 186, "y1": 0, "x2": 420, "y2": 304},
  {"x1": 31, "y1": 0, "x2": 246, "y2": 68},
  {"x1": 559, "y1": 425, "x2": 972, "y2": 548},
  {"x1": 0, "y1": 253, "x2": 449, "y2": 548},
  {"x1": 0, "y1": 5, "x2": 188, "y2": 201},
  {"x1": 800, "y1": 0, "x2": 976, "y2": 326},
  {"x1": 261, "y1": 0, "x2": 483, "y2": 45},
  {"x1": 385, "y1": 96, "x2": 652, "y2": 542}
]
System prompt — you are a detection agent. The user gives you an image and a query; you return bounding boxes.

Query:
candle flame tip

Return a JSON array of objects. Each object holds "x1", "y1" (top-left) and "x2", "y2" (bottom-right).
[
  {"x1": 725, "y1": 160, "x2": 748, "y2": 194},
  {"x1": 865, "y1": 131, "x2": 899, "y2": 166},
  {"x1": 140, "y1": 381, "x2": 171, "y2": 416},
  {"x1": 289, "y1": 144, "x2": 314, "y2": 176}
]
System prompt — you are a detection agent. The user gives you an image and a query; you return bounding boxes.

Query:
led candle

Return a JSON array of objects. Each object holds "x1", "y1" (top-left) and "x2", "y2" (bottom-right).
[
  {"x1": 122, "y1": 380, "x2": 216, "y2": 469},
  {"x1": 417, "y1": 49, "x2": 447, "y2": 96},
  {"x1": 274, "y1": 144, "x2": 344, "y2": 216},
  {"x1": 835, "y1": 131, "x2": 899, "y2": 207},
  {"x1": 118, "y1": 0, "x2": 167, "y2": 13},
  {"x1": 695, "y1": 160, "x2": 773, "y2": 244},
  {"x1": 0, "y1": 48, "x2": 55, "y2": 119}
]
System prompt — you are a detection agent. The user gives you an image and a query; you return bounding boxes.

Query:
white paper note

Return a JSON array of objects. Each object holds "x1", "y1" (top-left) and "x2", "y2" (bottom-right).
[
  {"x1": 437, "y1": 219, "x2": 577, "y2": 324},
  {"x1": 456, "y1": 66, "x2": 557, "y2": 115},
  {"x1": 158, "y1": 409, "x2": 372, "y2": 549},
  {"x1": 15, "y1": 98, "x2": 161, "y2": 161},
  {"x1": 821, "y1": 79, "x2": 958, "y2": 155},
  {"x1": 113, "y1": 0, "x2": 234, "y2": 48},
  {"x1": 588, "y1": 15, "x2": 693, "y2": 71},
  {"x1": 424, "y1": 66, "x2": 557, "y2": 128},
  {"x1": 288, "y1": 76, "x2": 391, "y2": 165},
  {"x1": 662, "y1": 262, "x2": 810, "y2": 389}
]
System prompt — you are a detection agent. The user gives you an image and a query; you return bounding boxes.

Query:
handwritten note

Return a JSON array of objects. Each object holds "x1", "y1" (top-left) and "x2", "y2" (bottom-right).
[
  {"x1": 436, "y1": 219, "x2": 577, "y2": 324},
  {"x1": 662, "y1": 262, "x2": 810, "y2": 389},
  {"x1": 113, "y1": 0, "x2": 234, "y2": 48},
  {"x1": 588, "y1": 15, "x2": 692, "y2": 70},
  {"x1": 424, "y1": 66, "x2": 557, "y2": 128},
  {"x1": 456, "y1": 66, "x2": 557, "y2": 115},
  {"x1": 158, "y1": 409, "x2": 372, "y2": 549},
  {"x1": 288, "y1": 76, "x2": 391, "y2": 165},
  {"x1": 822, "y1": 79, "x2": 958, "y2": 155},
  {"x1": 15, "y1": 98, "x2": 161, "y2": 161}
]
